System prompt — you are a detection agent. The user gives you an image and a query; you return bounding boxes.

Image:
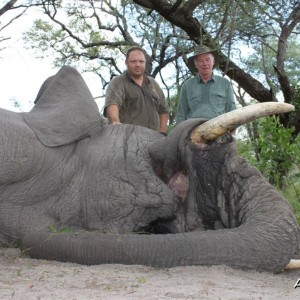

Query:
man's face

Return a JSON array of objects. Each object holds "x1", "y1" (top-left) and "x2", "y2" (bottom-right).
[
  {"x1": 125, "y1": 50, "x2": 146, "y2": 78},
  {"x1": 194, "y1": 53, "x2": 214, "y2": 77}
]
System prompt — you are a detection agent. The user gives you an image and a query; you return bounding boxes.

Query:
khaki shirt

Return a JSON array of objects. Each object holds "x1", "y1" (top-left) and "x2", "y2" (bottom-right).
[{"x1": 104, "y1": 72, "x2": 168, "y2": 130}]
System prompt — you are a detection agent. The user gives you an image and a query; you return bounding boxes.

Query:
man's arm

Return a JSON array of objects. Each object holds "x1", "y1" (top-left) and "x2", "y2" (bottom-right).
[
  {"x1": 159, "y1": 113, "x2": 169, "y2": 133},
  {"x1": 106, "y1": 104, "x2": 121, "y2": 125},
  {"x1": 104, "y1": 75, "x2": 124, "y2": 125}
]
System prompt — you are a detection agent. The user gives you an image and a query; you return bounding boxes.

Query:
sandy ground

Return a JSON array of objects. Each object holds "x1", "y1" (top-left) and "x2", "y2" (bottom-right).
[{"x1": 0, "y1": 247, "x2": 299, "y2": 300}]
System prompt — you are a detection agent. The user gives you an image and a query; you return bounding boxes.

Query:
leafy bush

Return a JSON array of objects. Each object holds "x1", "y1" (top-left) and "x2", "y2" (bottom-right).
[
  {"x1": 237, "y1": 116, "x2": 300, "y2": 224},
  {"x1": 256, "y1": 116, "x2": 299, "y2": 188},
  {"x1": 238, "y1": 116, "x2": 300, "y2": 189}
]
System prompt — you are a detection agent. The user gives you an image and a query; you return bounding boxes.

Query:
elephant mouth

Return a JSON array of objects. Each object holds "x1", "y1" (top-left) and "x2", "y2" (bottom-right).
[{"x1": 190, "y1": 102, "x2": 295, "y2": 144}]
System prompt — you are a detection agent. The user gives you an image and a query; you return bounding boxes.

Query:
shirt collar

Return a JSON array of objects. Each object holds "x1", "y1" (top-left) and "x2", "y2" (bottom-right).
[
  {"x1": 125, "y1": 71, "x2": 149, "y2": 84},
  {"x1": 197, "y1": 73, "x2": 215, "y2": 83}
]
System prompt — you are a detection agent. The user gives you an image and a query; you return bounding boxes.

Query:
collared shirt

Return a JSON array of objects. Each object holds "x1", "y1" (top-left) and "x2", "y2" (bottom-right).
[
  {"x1": 104, "y1": 72, "x2": 169, "y2": 130},
  {"x1": 176, "y1": 74, "x2": 236, "y2": 124}
]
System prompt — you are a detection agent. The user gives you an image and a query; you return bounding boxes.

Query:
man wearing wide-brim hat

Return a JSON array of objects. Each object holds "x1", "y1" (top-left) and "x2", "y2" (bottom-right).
[{"x1": 176, "y1": 44, "x2": 236, "y2": 124}]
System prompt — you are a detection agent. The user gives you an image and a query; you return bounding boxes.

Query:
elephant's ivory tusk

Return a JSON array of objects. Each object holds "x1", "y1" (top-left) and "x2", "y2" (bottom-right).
[
  {"x1": 284, "y1": 259, "x2": 300, "y2": 270},
  {"x1": 190, "y1": 102, "x2": 295, "y2": 144}
]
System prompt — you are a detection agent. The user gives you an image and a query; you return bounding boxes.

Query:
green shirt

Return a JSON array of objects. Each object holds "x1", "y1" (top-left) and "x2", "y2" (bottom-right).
[
  {"x1": 104, "y1": 72, "x2": 169, "y2": 130},
  {"x1": 176, "y1": 74, "x2": 236, "y2": 124}
]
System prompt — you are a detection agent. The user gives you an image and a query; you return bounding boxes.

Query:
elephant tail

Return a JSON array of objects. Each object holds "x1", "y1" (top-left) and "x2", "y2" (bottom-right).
[{"x1": 21, "y1": 222, "x2": 299, "y2": 273}]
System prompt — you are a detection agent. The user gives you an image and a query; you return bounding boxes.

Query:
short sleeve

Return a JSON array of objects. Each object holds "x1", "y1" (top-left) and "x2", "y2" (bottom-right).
[{"x1": 104, "y1": 76, "x2": 124, "y2": 117}]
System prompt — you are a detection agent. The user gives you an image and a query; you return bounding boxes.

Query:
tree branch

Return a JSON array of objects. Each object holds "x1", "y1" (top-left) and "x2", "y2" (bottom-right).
[
  {"x1": 275, "y1": 2, "x2": 300, "y2": 104},
  {"x1": 133, "y1": 0, "x2": 275, "y2": 102},
  {"x1": 0, "y1": 0, "x2": 18, "y2": 16}
]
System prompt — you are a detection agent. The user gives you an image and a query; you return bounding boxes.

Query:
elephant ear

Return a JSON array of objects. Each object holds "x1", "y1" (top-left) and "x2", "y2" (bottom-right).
[{"x1": 22, "y1": 66, "x2": 105, "y2": 147}]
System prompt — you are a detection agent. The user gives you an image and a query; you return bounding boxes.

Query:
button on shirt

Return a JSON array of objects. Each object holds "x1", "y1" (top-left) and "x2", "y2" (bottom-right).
[
  {"x1": 176, "y1": 74, "x2": 236, "y2": 124},
  {"x1": 104, "y1": 72, "x2": 169, "y2": 131}
]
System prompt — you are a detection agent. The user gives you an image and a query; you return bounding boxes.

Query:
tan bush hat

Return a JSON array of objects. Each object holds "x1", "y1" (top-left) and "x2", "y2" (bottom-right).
[{"x1": 187, "y1": 45, "x2": 218, "y2": 73}]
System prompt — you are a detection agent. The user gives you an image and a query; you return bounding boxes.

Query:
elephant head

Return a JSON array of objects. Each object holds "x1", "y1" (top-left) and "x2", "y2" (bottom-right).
[{"x1": 0, "y1": 66, "x2": 298, "y2": 273}]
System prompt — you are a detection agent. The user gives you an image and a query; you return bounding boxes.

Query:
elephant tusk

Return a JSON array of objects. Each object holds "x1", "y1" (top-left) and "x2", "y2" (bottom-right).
[
  {"x1": 284, "y1": 259, "x2": 300, "y2": 270},
  {"x1": 190, "y1": 102, "x2": 295, "y2": 144}
]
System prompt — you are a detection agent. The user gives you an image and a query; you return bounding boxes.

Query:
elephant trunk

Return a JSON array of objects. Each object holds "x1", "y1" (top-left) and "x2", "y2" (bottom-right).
[
  {"x1": 190, "y1": 102, "x2": 295, "y2": 144},
  {"x1": 22, "y1": 220, "x2": 299, "y2": 273}
]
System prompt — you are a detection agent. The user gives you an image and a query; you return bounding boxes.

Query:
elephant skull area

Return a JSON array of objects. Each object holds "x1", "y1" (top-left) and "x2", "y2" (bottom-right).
[{"x1": 0, "y1": 66, "x2": 299, "y2": 273}]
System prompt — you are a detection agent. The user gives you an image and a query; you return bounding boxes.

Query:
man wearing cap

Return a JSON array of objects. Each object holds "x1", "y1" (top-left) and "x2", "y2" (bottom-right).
[{"x1": 176, "y1": 45, "x2": 236, "y2": 124}]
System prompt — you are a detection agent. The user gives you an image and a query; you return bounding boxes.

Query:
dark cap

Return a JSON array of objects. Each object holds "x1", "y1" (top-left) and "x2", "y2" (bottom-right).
[{"x1": 187, "y1": 45, "x2": 218, "y2": 73}]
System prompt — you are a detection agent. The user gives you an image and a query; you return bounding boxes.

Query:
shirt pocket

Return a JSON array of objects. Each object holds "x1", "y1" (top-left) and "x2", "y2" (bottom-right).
[
  {"x1": 211, "y1": 91, "x2": 226, "y2": 112},
  {"x1": 125, "y1": 96, "x2": 139, "y2": 111},
  {"x1": 151, "y1": 95, "x2": 161, "y2": 110},
  {"x1": 144, "y1": 86, "x2": 160, "y2": 110},
  {"x1": 188, "y1": 93, "x2": 203, "y2": 111}
]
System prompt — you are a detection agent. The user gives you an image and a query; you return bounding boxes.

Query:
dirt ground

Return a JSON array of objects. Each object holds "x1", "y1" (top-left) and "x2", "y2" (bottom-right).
[{"x1": 0, "y1": 247, "x2": 299, "y2": 300}]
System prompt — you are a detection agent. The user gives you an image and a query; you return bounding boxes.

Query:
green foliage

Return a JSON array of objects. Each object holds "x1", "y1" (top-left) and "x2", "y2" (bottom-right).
[
  {"x1": 23, "y1": 19, "x2": 67, "y2": 64},
  {"x1": 1, "y1": 240, "x2": 21, "y2": 249},
  {"x1": 238, "y1": 115, "x2": 300, "y2": 189},
  {"x1": 291, "y1": 83, "x2": 300, "y2": 116},
  {"x1": 245, "y1": 37, "x2": 300, "y2": 93},
  {"x1": 48, "y1": 225, "x2": 73, "y2": 233},
  {"x1": 137, "y1": 277, "x2": 146, "y2": 284},
  {"x1": 236, "y1": 138, "x2": 257, "y2": 166},
  {"x1": 256, "y1": 116, "x2": 298, "y2": 188}
]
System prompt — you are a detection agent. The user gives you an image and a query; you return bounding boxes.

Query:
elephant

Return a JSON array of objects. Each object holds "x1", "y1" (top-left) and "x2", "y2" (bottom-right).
[{"x1": 0, "y1": 66, "x2": 299, "y2": 273}]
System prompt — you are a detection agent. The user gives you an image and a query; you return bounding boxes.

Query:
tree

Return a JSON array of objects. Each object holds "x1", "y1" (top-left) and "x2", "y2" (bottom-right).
[
  {"x1": 132, "y1": 0, "x2": 300, "y2": 133},
  {"x1": 23, "y1": 0, "x2": 192, "y2": 105},
  {"x1": 0, "y1": 0, "x2": 18, "y2": 16},
  {"x1": 0, "y1": 1, "x2": 21, "y2": 49},
  {"x1": 0, "y1": 1, "x2": 42, "y2": 50}
]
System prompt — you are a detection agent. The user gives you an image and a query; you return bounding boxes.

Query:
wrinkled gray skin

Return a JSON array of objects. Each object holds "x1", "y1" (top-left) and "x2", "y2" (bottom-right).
[{"x1": 0, "y1": 66, "x2": 299, "y2": 273}]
